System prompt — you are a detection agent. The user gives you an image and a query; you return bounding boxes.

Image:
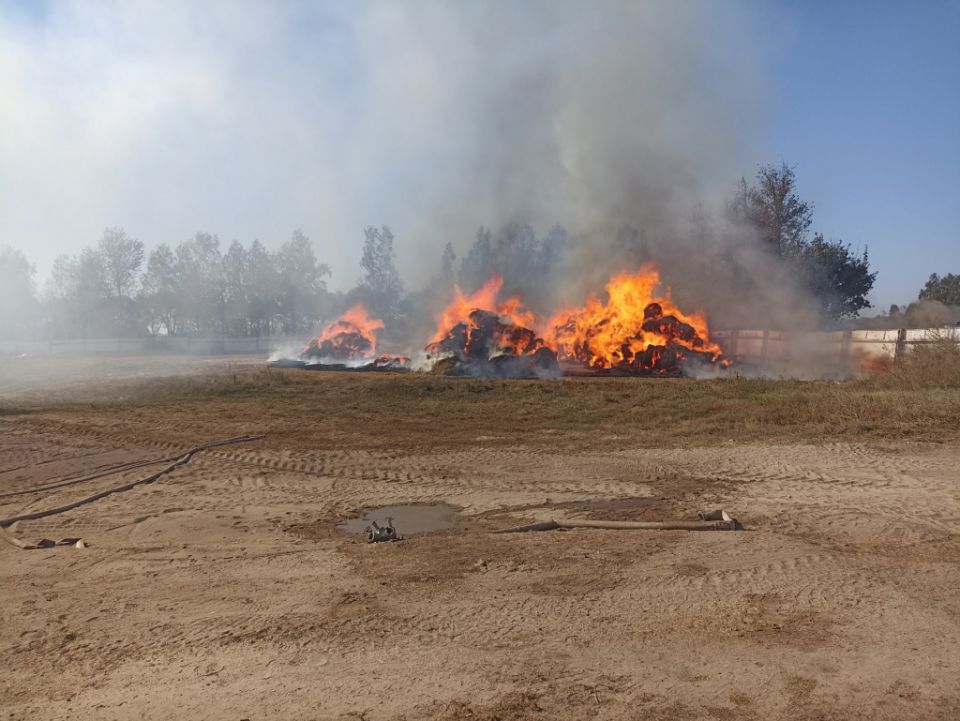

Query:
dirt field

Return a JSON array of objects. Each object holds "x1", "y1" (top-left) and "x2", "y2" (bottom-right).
[{"x1": 2, "y1": 356, "x2": 959, "y2": 720}]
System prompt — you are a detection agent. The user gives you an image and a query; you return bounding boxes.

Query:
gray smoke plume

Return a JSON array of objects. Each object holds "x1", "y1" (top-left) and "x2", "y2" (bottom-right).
[
  {"x1": 1, "y1": 0, "x2": 811, "y2": 341},
  {"x1": 352, "y1": 1, "x2": 812, "y2": 330},
  {"x1": 373, "y1": 2, "x2": 770, "y2": 273}
]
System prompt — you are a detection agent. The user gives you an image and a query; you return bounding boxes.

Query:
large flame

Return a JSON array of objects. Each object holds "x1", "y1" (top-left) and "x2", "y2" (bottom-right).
[
  {"x1": 543, "y1": 264, "x2": 723, "y2": 371},
  {"x1": 426, "y1": 276, "x2": 556, "y2": 375},
  {"x1": 304, "y1": 304, "x2": 384, "y2": 361},
  {"x1": 429, "y1": 276, "x2": 536, "y2": 345},
  {"x1": 427, "y1": 264, "x2": 725, "y2": 376}
]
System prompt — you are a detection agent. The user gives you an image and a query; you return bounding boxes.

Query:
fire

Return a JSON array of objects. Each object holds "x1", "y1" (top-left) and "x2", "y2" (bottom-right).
[
  {"x1": 543, "y1": 264, "x2": 724, "y2": 373},
  {"x1": 426, "y1": 264, "x2": 726, "y2": 376},
  {"x1": 372, "y1": 353, "x2": 411, "y2": 370},
  {"x1": 429, "y1": 277, "x2": 536, "y2": 344},
  {"x1": 427, "y1": 276, "x2": 558, "y2": 377},
  {"x1": 303, "y1": 304, "x2": 384, "y2": 361}
]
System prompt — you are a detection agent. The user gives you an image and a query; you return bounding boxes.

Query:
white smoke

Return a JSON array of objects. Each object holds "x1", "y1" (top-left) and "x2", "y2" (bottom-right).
[{"x1": 0, "y1": 1, "x2": 773, "y2": 297}]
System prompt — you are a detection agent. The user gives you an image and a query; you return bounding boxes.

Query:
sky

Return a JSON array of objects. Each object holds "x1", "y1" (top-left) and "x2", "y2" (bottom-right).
[
  {"x1": 0, "y1": 0, "x2": 957, "y2": 311},
  {"x1": 767, "y1": 0, "x2": 960, "y2": 309}
]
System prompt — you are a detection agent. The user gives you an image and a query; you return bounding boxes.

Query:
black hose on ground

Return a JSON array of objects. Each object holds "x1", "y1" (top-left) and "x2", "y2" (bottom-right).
[
  {"x1": 0, "y1": 435, "x2": 263, "y2": 529},
  {"x1": 0, "y1": 457, "x2": 175, "y2": 498}
]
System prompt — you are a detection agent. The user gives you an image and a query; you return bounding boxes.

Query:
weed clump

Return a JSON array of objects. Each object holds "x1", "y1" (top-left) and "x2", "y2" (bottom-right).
[{"x1": 881, "y1": 333, "x2": 960, "y2": 389}]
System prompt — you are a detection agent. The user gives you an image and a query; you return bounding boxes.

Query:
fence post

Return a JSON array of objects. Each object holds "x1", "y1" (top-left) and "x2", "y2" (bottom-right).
[
  {"x1": 894, "y1": 327, "x2": 907, "y2": 364},
  {"x1": 840, "y1": 331, "x2": 852, "y2": 375}
]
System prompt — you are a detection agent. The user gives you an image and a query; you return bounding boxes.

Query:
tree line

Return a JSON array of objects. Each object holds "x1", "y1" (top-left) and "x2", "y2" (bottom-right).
[
  {"x1": 2, "y1": 163, "x2": 952, "y2": 342},
  {"x1": 1, "y1": 229, "x2": 334, "y2": 341},
  {"x1": 729, "y1": 163, "x2": 877, "y2": 320},
  {"x1": 0, "y1": 217, "x2": 576, "y2": 343}
]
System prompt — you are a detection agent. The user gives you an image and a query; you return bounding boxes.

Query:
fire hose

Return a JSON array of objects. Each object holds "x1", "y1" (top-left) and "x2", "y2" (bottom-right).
[
  {"x1": 0, "y1": 435, "x2": 263, "y2": 548},
  {"x1": 494, "y1": 510, "x2": 741, "y2": 533},
  {"x1": 0, "y1": 457, "x2": 180, "y2": 498}
]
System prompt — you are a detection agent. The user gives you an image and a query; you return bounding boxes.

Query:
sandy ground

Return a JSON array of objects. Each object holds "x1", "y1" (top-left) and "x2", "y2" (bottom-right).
[{"x1": 2, "y1": 358, "x2": 959, "y2": 720}]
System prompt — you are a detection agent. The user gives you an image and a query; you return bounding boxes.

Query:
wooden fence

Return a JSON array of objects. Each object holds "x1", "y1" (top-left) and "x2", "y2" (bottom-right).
[{"x1": 711, "y1": 327, "x2": 959, "y2": 373}]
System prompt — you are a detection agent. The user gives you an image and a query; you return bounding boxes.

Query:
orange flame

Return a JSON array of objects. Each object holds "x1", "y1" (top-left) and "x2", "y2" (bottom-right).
[
  {"x1": 429, "y1": 276, "x2": 536, "y2": 344},
  {"x1": 304, "y1": 304, "x2": 384, "y2": 360},
  {"x1": 429, "y1": 264, "x2": 725, "y2": 373},
  {"x1": 543, "y1": 264, "x2": 723, "y2": 369}
]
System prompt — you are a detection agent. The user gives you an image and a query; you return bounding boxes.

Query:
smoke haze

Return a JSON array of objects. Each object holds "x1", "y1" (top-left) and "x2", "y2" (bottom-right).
[{"x1": 1, "y1": 1, "x2": 775, "y2": 299}]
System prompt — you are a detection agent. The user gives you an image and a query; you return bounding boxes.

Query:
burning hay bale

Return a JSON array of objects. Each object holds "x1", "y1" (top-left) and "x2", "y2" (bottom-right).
[
  {"x1": 272, "y1": 264, "x2": 727, "y2": 379},
  {"x1": 544, "y1": 265, "x2": 727, "y2": 375},
  {"x1": 368, "y1": 354, "x2": 411, "y2": 371},
  {"x1": 425, "y1": 264, "x2": 727, "y2": 378},
  {"x1": 425, "y1": 279, "x2": 560, "y2": 378},
  {"x1": 425, "y1": 308, "x2": 560, "y2": 378},
  {"x1": 302, "y1": 304, "x2": 383, "y2": 363},
  {"x1": 270, "y1": 304, "x2": 410, "y2": 372}
]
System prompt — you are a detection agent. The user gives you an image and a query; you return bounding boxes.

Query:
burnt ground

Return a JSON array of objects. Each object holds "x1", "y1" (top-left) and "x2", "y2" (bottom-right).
[{"x1": 1, "y1": 356, "x2": 959, "y2": 720}]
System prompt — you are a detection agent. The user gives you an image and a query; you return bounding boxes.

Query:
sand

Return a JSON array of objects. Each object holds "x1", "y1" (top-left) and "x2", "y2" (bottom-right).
[{"x1": 1, "y1": 358, "x2": 959, "y2": 720}]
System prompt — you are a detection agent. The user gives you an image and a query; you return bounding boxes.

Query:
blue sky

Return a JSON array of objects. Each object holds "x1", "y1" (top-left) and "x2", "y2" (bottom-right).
[
  {"x1": 766, "y1": 0, "x2": 960, "y2": 308},
  {"x1": 0, "y1": 1, "x2": 957, "y2": 311}
]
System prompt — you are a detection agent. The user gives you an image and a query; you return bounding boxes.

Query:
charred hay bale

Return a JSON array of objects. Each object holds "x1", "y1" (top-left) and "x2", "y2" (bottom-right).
[{"x1": 429, "y1": 356, "x2": 460, "y2": 376}]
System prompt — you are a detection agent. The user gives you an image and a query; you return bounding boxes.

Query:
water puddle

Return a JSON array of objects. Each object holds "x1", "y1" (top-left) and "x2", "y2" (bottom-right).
[{"x1": 337, "y1": 504, "x2": 458, "y2": 537}]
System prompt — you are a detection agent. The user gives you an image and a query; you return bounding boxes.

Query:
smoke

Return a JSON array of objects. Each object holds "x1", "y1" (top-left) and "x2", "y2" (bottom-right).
[
  {"x1": 897, "y1": 300, "x2": 960, "y2": 329},
  {"x1": 861, "y1": 299, "x2": 960, "y2": 330},
  {"x1": 1, "y1": 3, "x2": 768, "y2": 273},
  {"x1": 0, "y1": 0, "x2": 826, "y2": 352},
  {"x1": 342, "y1": 1, "x2": 815, "y2": 332},
  {"x1": 363, "y1": 2, "x2": 773, "y2": 283}
]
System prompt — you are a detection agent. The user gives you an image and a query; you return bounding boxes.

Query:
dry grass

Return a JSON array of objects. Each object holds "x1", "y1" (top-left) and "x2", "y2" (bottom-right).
[
  {"x1": 9, "y1": 361, "x2": 959, "y2": 451},
  {"x1": 879, "y1": 333, "x2": 960, "y2": 389}
]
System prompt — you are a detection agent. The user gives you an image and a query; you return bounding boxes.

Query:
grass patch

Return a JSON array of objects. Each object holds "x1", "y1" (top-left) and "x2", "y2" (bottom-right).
[
  {"x1": 879, "y1": 334, "x2": 960, "y2": 390},
  {"x1": 12, "y1": 364, "x2": 960, "y2": 451}
]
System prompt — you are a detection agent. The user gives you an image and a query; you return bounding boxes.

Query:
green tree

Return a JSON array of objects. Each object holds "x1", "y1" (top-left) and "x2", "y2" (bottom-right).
[
  {"x1": 65, "y1": 248, "x2": 111, "y2": 337},
  {"x1": 140, "y1": 244, "x2": 179, "y2": 335},
  {"x1": 799, "y1": 234, "x2": 876, "y2": 320},
  {"x1": 222, "y1": 240, "x2": 250, "y2": 337},
  {"x1": 98, "y1": 227, "x2": 144, "y2": 335},
  {"x1": 246, "y1": 240, "x2": 280, "y2": 336},
  {"x1": 98, "y1": 227, "x2": 144, "y2": 298},
  {"x1": 536, "y1": 223, "x2": 569, "y2": 286},
  {"x1": 359, "y1": 225, "x2": 404, "y2": 319},
  {"x1": 919, "y1": 273, "x2": 960, "y2": 306},
  {"x1": 440, "y1": 241, "x2": 457, "y2": 288},
  {"x1": 174, "y1": 233, "x2": 224, "y2": 336},
  {"x1": 730, "y1": 163, "x2": 877, "y2": 322},
  {"x1": 0, "y1": 246, "x2": 38, "y2": 339},
  {"x1": 44, "y1": 254, "x2": 79, "y2": 337},
  {"x1": 458, "y1": 227, "x2": 494, "y2": 292},
  {"x1": 731, "y1": 162, "x2": 813, "y2": 256},
  {"x1": 276, "y1": 230, "x2": 330, "y2": 334}
]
